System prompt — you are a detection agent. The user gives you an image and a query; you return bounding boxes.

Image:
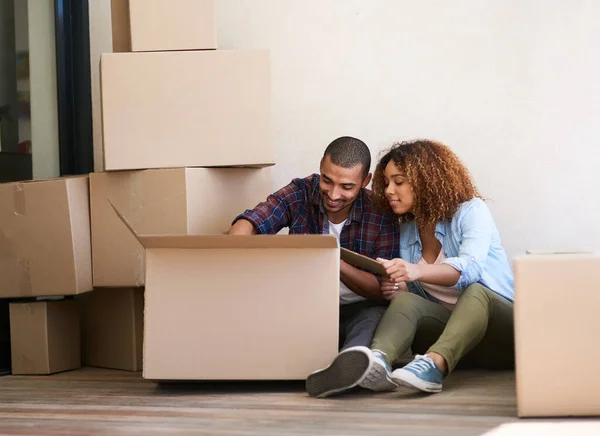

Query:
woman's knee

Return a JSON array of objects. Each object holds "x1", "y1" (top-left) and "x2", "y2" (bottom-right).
[
  {"x1": 389, "y1": 291, "x2": 426, "y2": 312},
  {"x1": 459, "y1": 283, "x2": 494, "y2": 306}
]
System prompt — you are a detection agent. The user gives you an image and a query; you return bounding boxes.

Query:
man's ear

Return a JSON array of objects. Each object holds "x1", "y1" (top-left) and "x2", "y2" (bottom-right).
[{"x1": 362, "y1": 172, "x2": 372, "y2": 188}]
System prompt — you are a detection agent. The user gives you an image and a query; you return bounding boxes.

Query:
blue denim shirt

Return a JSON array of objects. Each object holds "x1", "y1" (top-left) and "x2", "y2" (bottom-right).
[{"x1": 399, "y1": 198, "x2": 514, "y2": 302}]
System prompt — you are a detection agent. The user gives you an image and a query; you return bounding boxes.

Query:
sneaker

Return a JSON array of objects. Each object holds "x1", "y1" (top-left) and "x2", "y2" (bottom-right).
[
  {"x1": 391, "y1": 354, "x2": 444, "y2": 393},
  {"x1": 305, "y1": 346, "x2": 372, "y2": 398},
  {"x1": 358, "y1": 351, "x2": 398, "y2": 392}
]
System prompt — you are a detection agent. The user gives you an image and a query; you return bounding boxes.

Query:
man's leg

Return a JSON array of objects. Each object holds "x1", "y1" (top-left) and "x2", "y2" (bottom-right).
[
  {"x1": 341, "y1": 305, "x2": 387, "y2": 350},
  {"x1": 307, "y1": 292, "x2": 450, "y2": 397}
]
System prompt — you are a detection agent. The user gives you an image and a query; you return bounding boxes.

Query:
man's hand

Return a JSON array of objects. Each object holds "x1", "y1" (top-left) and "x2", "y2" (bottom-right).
[
  {"x1": 376, "y1": 258, "x2": 422, "y2": 283},
  {"x1": 227, "y1": 219, "x2": 256, "y2": 235},
  {"x1": 380, "y1": 278, "x2": 408, "y2": 300}
]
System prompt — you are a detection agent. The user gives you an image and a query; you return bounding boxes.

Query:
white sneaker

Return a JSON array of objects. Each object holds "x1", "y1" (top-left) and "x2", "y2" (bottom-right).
[
  {"x1": 305, "y1": 346, "x2": 372, "y2": 398},
  {"x1": 359, "y1": 351, "x2": 398, "y2": 392}
]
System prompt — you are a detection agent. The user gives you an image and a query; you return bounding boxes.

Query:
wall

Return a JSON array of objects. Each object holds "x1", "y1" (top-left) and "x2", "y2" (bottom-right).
[
  {"x1": 88, "y1": 0, "x2": 112, "y2": 173},
  {"x1": 28, "y1": 0, "x2": 59, "y2": 179},
  {"x1": 215, "y1": 0, "x2": 600, "y2": 258}
]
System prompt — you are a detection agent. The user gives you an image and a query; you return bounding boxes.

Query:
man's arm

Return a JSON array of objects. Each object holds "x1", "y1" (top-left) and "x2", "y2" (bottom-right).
[
  {"x1": 227, "y1": 177, "x2": 311, "y2": 235},
  {"x1": 340, "y1": 261, "x2": 384, "y2": 301},
  {"x1": 227, "y1": 218, "x2": 257, "y2": 235}
]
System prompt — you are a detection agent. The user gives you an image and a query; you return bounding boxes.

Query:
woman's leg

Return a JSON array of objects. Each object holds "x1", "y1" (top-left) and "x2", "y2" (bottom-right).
[
  {"x1": 371, "y1": 292, "x2": 451, "y2": 366},
  {"x1": 427, "y1": 283, "x2": 514, "y2": 374},
  {"x1": 392, "y1": 283, "x2": 514, "y2": 393}
]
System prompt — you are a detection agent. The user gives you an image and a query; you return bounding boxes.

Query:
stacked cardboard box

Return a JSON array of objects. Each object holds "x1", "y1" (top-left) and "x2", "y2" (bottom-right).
[
  {"x1": 93, "y1": 0, "x2": 340, "y2": 380},
  {"x1": 85, "y1": 0, "x2": 275, "y2": 372},
  {"x1": 0, "y1": 177, "x2": 90, "y2": 374}
]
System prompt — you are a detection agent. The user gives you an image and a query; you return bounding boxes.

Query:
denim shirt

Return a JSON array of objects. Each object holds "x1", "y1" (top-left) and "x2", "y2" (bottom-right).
[{"x1": 399, "y1": 198, "x2": 514, "y2": 302}]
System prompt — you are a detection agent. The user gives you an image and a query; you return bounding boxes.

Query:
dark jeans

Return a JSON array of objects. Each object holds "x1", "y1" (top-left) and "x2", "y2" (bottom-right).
[{"x1": 339, "y1": 300, "x2": 387, "y2": 351}]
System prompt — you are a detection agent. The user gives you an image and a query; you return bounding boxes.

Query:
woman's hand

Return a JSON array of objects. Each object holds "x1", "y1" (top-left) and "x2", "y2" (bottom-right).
[
  {"x1": 377, "y1": 258, "x2": 422, "y2": 283},
  {"x1": 380, "y1": 278, "x2": 408, "y2": 300}
]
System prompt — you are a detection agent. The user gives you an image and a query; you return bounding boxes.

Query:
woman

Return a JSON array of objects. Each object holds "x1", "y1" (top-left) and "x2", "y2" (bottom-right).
[{"x1": 306, "y1": 139, "x2": 514, "y2": 398}]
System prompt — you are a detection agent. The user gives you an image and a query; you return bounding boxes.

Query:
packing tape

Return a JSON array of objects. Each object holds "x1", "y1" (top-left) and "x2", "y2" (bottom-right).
[
  {"x1": 13, "y1": 183, "x2": 26, "y2": 215},
  {"x1": 17, "y1": 258, "x2": 32, "y2": 296},
  {"x1": 0, "y1": 230, "x2": 32, "y2": 296}
]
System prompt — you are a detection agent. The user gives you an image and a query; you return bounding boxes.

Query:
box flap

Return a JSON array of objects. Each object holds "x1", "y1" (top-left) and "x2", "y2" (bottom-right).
[
  {"x1": 109, "y1": 200, "x2": 144, "y2": 245},
  {"x1": 110, "y1": 200, "x2": 338, "y2": 249},
  {"x1": 139, "y1": 234, "x2": 338, "y2": 250}
]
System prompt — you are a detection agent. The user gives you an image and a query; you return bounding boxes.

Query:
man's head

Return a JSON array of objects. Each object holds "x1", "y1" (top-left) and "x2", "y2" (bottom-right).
[{"x1": 319, "y1": 136, "x2": 372, "y2": 220}]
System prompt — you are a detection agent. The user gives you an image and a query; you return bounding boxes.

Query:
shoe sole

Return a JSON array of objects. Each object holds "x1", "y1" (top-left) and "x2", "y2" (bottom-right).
[
  {"x1": 359, "y1": 361, "x2": 398, "y2": 392},
  {"x1": 306, "y1": 349, "x2": 371, "y2": 398},
  {"x1": 392, "y1": 369, "x2": 442, "y2": 393}
]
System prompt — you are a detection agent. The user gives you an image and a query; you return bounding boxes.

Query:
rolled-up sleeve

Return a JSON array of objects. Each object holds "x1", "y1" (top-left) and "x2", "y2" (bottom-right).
[
  {"x1": 232, "y1": 178, "x2": 308, "y2": 235},
  {"x1": 441, "y1": 199, "x2": 494, "y2": 290}
]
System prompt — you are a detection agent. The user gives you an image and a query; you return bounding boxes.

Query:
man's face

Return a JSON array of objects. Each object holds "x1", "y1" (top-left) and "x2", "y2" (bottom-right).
[{"x1": 319, "y1": 155, "x2": 371, "y2": 218}]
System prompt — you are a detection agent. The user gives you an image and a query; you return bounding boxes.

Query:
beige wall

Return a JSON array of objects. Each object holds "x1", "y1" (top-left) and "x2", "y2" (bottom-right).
[
  {"x1": 215, "y1": 0, "x2": 600, "y2": 258},
  {"x1": 28, "y1": 0, "x2": 59, "y2": 179},
  {"x1": 88, "y1": 0, "x2": 112, "y2": 173}
]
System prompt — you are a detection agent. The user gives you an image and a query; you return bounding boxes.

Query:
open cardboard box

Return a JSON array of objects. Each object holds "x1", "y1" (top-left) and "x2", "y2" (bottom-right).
[{"x1": 110, "y1": 202, "x2": 340, "y2": 381}]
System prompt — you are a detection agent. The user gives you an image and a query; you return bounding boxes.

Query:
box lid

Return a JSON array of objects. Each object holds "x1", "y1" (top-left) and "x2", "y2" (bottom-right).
[{"x1": 110, "y1": 201, "x2": 339, "y2": 249}]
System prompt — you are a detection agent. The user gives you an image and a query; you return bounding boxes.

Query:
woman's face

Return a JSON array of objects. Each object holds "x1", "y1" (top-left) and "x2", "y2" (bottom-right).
[{"x1": 383, "y1": 160, "x2": 415, "y2": 215}]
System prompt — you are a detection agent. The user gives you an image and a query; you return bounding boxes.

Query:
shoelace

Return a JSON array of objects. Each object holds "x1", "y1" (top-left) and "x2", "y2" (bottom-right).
[{"x1": 406, "y1": 355, "x2": 436, "y2": 374}]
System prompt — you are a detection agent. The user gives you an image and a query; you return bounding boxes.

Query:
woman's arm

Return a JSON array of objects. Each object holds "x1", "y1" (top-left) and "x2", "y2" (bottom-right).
[{"x1": 377, "y1": 258, "x2": 460, "y2": 286}]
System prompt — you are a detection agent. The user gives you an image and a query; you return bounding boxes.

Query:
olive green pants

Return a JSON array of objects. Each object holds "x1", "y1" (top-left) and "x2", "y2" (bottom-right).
[{"x1": 370, "y1": 283, "x2": 514, "y2": 373}]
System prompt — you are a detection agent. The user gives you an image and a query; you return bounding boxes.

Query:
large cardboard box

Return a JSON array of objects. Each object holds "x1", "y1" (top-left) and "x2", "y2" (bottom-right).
[
  {"x1": 79, "y1": 288, "x2": 144, "y2": 372},
  {"x1": 10, "y1": 300, "x2": 81, "y2": 375},
  {"x1": 90, "y1": 168, "x2": 272, "y2": 287},
  {"x1": 0, "y1": 177, "x2": 92, "y2": 298},
  {"x1": 514, "y1": 253, "x2": 600, "y2": 417},
  {"x1": 111, "y1": 0, "x2": 217, "y2": 52},
  {"x1": 112, "y1": 205, "x2": 340, "y2": 381},
  {"x1": 100, "y1": 50, "x2": 273, "y2": 171}
]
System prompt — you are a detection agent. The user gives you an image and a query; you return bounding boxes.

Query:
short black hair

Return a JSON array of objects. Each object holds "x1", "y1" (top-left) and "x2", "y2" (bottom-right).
[{"x1": 323, "y1": 136, "x2": 371, "y2": 177}]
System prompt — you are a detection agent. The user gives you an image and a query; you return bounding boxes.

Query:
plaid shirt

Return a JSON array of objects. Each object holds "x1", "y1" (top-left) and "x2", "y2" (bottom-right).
[{"x1": 234, "y1": 174, "x2": 399, "y2": 262}]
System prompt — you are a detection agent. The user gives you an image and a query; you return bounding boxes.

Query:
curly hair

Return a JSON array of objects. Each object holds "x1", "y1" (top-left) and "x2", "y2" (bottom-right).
[{"x1": 372, "y1": 140, "x2": 482, "y2": 226}]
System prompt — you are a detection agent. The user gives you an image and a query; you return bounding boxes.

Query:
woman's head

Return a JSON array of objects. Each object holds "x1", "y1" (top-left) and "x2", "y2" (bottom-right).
[{"x1": 372, "y1": 140, "x2": 481, "y2": 225}]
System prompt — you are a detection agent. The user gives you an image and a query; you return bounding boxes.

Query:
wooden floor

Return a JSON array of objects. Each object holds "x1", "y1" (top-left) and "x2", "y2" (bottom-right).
[{"x1": 0, "y1": 367, "x2": 519, "y2": 435}]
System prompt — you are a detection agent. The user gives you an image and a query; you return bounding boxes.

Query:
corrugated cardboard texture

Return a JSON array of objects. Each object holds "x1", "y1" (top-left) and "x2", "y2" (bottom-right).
[
  {"x1": 79, "y1": 288, "x2": 144, "y2": 371},
  {"x1": 10, "y1": 300, "x2": 80, "y2": 375},
  {"x1": 90, "y1": 168, "x2": 271, "y2": 287},
  {"x1": 514, "y1": 254, "x2": 600, "y2": 417},
  {"x1": 143, "y1": 241, "x2": 339, "y2": 380},
  {"x1": 0, "y1": 177, "x2": 92, "y2": 298},
  {"x1": 100, "y1": 50, "x2": 273, "y2": 170},
  {"x1": 129, "y1": 0, "x2": 217, "y2": 52}
]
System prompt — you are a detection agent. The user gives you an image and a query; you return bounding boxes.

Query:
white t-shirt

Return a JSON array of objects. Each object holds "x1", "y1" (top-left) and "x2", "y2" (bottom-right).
[{"x1": 328, "y1": 220, "x2": 367, "y2": 305}]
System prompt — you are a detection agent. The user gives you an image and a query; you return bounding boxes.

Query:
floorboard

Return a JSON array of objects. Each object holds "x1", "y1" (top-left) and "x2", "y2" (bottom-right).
[{"x1": 0, "y1": 367, "x2": 519, "y2": 435}]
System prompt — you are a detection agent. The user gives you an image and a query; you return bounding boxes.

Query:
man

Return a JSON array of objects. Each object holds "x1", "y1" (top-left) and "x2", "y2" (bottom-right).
[{"x1": 228, "y1": 136, "x2": 399, "y2": 396}]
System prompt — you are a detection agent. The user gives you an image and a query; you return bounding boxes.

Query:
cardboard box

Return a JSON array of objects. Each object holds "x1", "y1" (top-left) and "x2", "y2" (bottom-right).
[
  {"x1": 110, "y1": 0, "x2": 131, "y2": 52},
  {"x1": 112, "y1": 204, "x2": 340, "y2": 380},
  {"x1": 514, "y1": 253, "x2": 600, "y2": 417},
  {"x1": 10, "y1": 300, "x2": 81, "y2": 375},
  {"x1": 79, "y1": 288, "x2": 144, "y2": 372},
  {"x1": 90, "y1": 167, "x2": 272, "y2": 287},
  {"x1": 111, "y1": 0, "x2": 216, "y2": 52},
  {"x1": 100, "y1": 50, "x2": 274, "y2": 171},
  {"x1": 0, "y1": 177, "x2": 92, "y2": 298}
]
